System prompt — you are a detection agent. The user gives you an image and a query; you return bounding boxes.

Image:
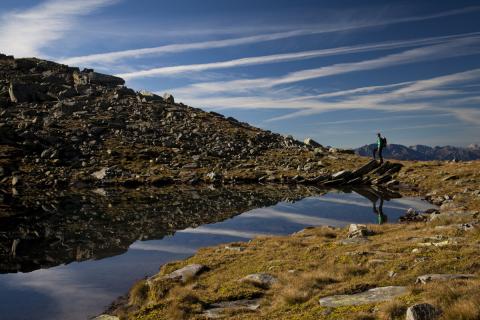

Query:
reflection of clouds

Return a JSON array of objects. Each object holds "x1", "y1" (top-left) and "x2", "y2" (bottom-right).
[
  {"x1": 178, "y1": 226, "x2": 270, "y2": 239},
  {"x1": 244, "y1": 207, "x2": 349, "y2": 227},
  {"x1": 310, "y1": 196, "x2": 409, "y2": 211},
  {"x1": 390, "y1": 198, "x2": 435, "y2": 211},
  {"x1": 130, "y1": 241, "x2": 196, "y2": 254},
  {"x1": 3, "y1": 267, "x2": 113, "y2": 320}
]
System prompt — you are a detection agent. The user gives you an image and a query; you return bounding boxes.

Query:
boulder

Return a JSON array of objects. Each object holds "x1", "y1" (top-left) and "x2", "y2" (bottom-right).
[
  {"x1": 240, "y1": 273, "x2": 277, "y2": 288},
  {"x1": 347, "y1": 224, "x2": 374, "y2": 238},
  {"x1": 318, "y1": 286, "x2": 407, "y2": 307},
  {"x1": 406, "y1": 303, "x2": 441, "y2": 320},
  {"x1": 88, "y1": 72, "x2": 125, "y2": 86},
  {"x1": 165, "y1": 264, "x2": 207, "y2": 283},
  {"x1": 9, "y1": 82, "x2": 50, "y2": 103},
  {"x1": 304, "y1": 138, "x2": 322, "y2": 148},
  {"x1": 331, "y1": 170, "x2": 352, "y2": 180},
  {"x1": 91, "y1": 168, "x2": 108, "y2": 180},
  {"x1": 351, "y1": 160, "x2": 380, "y2": 177},
  {"x1": 163, "y1": 93, "x2": 175, "y2": 104},
  {"x1": 203, "y1": 299, "x2": 261, "y2": 318}
]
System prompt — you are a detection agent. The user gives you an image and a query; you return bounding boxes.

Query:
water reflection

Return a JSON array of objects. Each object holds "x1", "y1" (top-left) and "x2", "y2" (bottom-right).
[
  {"x1": 0, "y1": 185, "x2": 319, "y2": 274},
  {"x1": 0, "y1": 185, "x2": 435, "y2": 320}
]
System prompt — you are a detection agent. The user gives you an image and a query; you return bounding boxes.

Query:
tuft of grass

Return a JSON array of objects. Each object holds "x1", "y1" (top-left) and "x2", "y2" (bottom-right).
[
  {"x1": 441, "y1": 298, "x2": 480, "y2": 320},
  {"x1": 166, "y1": 285, "x2": 203, "y2": 320},
  {"x1": 128, "y1": 280, "x2": 149, "y2": 307},
  {"x1": 341, "y1": 265, "x2": 370, "y2": 277},
  {"x1": 379, "y1": 300, "x2": 408, "y2": 320}
]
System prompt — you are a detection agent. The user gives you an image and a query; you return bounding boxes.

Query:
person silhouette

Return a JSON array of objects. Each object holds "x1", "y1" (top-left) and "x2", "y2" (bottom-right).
[
  {"x1": 373, "y1": 133, "x2": 387, "y2": 164},
  {"x1": 373, "y1": 197, "x2": 388, "y2": 224}
]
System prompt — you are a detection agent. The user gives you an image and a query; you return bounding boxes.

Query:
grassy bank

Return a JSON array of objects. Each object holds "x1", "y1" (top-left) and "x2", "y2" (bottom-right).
[{"x1": 109, "y1": 159, "x2": 480, "y2": 320}]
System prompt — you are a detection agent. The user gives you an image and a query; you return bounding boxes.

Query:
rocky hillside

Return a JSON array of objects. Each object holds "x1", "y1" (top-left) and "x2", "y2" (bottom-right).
[
  {"x1": 356, "y1": 143, "x2": 480, "y2": 161},
  {"x1": 0, "y1": 54, "x2": 326, "y2": 190}
]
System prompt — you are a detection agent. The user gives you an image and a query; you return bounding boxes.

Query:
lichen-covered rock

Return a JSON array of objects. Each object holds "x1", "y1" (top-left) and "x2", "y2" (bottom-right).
[{"x1": 406, "y1": 303, "x2": 441, "y2": 320}]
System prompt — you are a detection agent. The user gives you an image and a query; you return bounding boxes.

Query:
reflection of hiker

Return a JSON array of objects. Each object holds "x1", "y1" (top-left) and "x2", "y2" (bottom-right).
[
  {"x1": 373, "y1": 197, "x2": 388, "y2": 224},
  {"x1": 373, "y1": 133, "x2": 387, "y2": 164},
  {"x1": 353, "y1": 187, "x2": 390, "y2": 225}
]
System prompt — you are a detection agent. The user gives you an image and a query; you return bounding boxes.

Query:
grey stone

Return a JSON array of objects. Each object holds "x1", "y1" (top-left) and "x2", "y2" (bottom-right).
[
  {"x1": 332, "y1": 170, "x2": 351, "y2": 180},
  {"x1": 319, "y1": 286, "x2": 407, "y2": 307},
  {"x1": 88, "y1": 72, "x2": 125, "y2": 86},
  {"x1": 165, "y1": 264, "x2": 207, "y2": 283},
  {"x1": 91, "y1": 168, "x2": 108, "y2": 180},
  {"x1": 304, "y1": 138, "x2": 322, "y2": 148},
  {"x1": 351, "y1": 159, "x2": 380, "y2": 177},
  {"x1": 347, "y1": 224, "x2": 373, "y2": 238},
  {"x1": 415, "y1": 274, "x2": 476, "y2": 284},
  {"x1": 163, "y1": 93, "x2": 175, "y2": 104},
  {"x1": 203, "y1": 299, "x2": 261, "y2": 318},
  {"x1": 406, "y1": 303, "x2": 441, "y2": 320},
  {"x1": 240, "y1": 273, "x2": 277, "y2": 288}
]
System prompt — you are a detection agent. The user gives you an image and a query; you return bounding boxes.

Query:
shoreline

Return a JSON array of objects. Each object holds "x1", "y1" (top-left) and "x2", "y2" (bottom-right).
[{"x1": 100, "y1": 160, "x2": 480, "y2": 320}]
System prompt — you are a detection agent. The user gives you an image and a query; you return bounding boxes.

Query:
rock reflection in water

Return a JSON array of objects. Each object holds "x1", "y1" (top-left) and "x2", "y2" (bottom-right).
[{"x1": 0, "y1": 185, "x2": 328, "y2": 274}]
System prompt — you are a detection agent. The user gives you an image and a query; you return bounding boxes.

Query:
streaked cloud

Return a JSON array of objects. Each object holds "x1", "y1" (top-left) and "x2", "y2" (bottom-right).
[
  {"x1": 116, "y1": 32, "x2": 480, "y2": 79},
  {"x1": 0, "y1": 0, "x2": 118, "y2": 57},
  {"x1": 59, "y1": 6, "x2": 480, "y2": 66},
  {"x1": 171, "y1": 34, "x2": 480, "y2": 97}
]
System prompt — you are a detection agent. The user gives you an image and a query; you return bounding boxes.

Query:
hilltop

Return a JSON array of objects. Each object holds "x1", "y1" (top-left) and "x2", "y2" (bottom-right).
[{"x1": 1, "y1": 54, "x2": 412, "y2": 193}]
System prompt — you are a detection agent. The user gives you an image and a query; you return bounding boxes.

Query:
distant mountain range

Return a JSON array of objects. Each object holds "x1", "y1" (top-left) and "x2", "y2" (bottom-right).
[{"x1": 355, "y1": 143, "x2": 480, "y2": 161}]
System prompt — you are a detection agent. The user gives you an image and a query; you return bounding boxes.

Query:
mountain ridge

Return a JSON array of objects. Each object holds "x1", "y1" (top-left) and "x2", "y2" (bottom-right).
[{"x1": 356, "y1": 143, "x2": 480, "y2": 161}]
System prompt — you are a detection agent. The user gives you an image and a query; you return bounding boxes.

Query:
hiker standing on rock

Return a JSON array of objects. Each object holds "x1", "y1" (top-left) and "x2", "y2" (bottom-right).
[{"x1": 373, "y1": 132, "x2": 387, "y2": 164}]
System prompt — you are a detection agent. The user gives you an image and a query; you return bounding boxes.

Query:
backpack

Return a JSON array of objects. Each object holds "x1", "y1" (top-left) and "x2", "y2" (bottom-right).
[{"x1": 381, "y1": 137, "x2": 387, "y2": 147}]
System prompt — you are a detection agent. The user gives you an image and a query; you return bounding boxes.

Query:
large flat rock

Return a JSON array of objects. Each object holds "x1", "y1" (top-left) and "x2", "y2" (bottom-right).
[{"x1": 319, "y1": 286, "x2": 407, "y2": 307}]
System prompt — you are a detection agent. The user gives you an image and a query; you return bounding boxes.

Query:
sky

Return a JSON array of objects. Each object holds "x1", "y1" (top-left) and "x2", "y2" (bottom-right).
[{"x1": 0, "y1": 0, "x2": 479, "y2": 148}]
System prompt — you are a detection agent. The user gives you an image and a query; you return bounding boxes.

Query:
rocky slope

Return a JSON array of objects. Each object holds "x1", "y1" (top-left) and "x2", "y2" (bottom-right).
[
  {"x1": 356, "y1": 143, "x2": 480, "y2": 161},
  {"x1": 1, "y1": 54, "x2": 407, "y2": 193},
  {"x1": 0, "y1": 54, "x2": 367, "y2": 191}
]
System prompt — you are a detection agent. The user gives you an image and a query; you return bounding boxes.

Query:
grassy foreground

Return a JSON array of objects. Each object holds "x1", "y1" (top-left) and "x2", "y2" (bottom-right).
[{"x1": 111, "y1": 159, "x2": 480, "y2": 320}]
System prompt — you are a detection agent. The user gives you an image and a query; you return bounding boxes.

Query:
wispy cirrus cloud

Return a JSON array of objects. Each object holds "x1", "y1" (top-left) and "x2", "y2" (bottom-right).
[
  {"x1": 116, "y1": 32, "x2": 480, "y2": 79},
  {"x1": 169, "y1": 66, "x2": 480, "y2": 126},
  {"x1": 168, "y1": 34, "x2": 480, "y2": 99},
  {"x1": 0, "y1": 0, "x2": 118, "y2": 57},
  {"x1": 59, "y1": 6, "x2": 480, "y2": 66}
]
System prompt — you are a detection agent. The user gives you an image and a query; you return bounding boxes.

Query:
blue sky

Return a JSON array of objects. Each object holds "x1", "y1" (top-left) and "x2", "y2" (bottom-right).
[{"x1": 1, "y1": 0, "x2": 479, "y2": 148}]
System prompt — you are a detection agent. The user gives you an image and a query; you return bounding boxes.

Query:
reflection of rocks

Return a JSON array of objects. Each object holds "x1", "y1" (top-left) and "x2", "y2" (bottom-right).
[{"x1": 0, "y1": 185, "x2": 319, "y2": 273}]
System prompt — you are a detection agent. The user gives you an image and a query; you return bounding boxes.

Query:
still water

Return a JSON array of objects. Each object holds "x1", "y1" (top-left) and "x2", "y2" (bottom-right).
[{"x1": 0, "y1": 186, "x2": 433, "y2": 320}]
